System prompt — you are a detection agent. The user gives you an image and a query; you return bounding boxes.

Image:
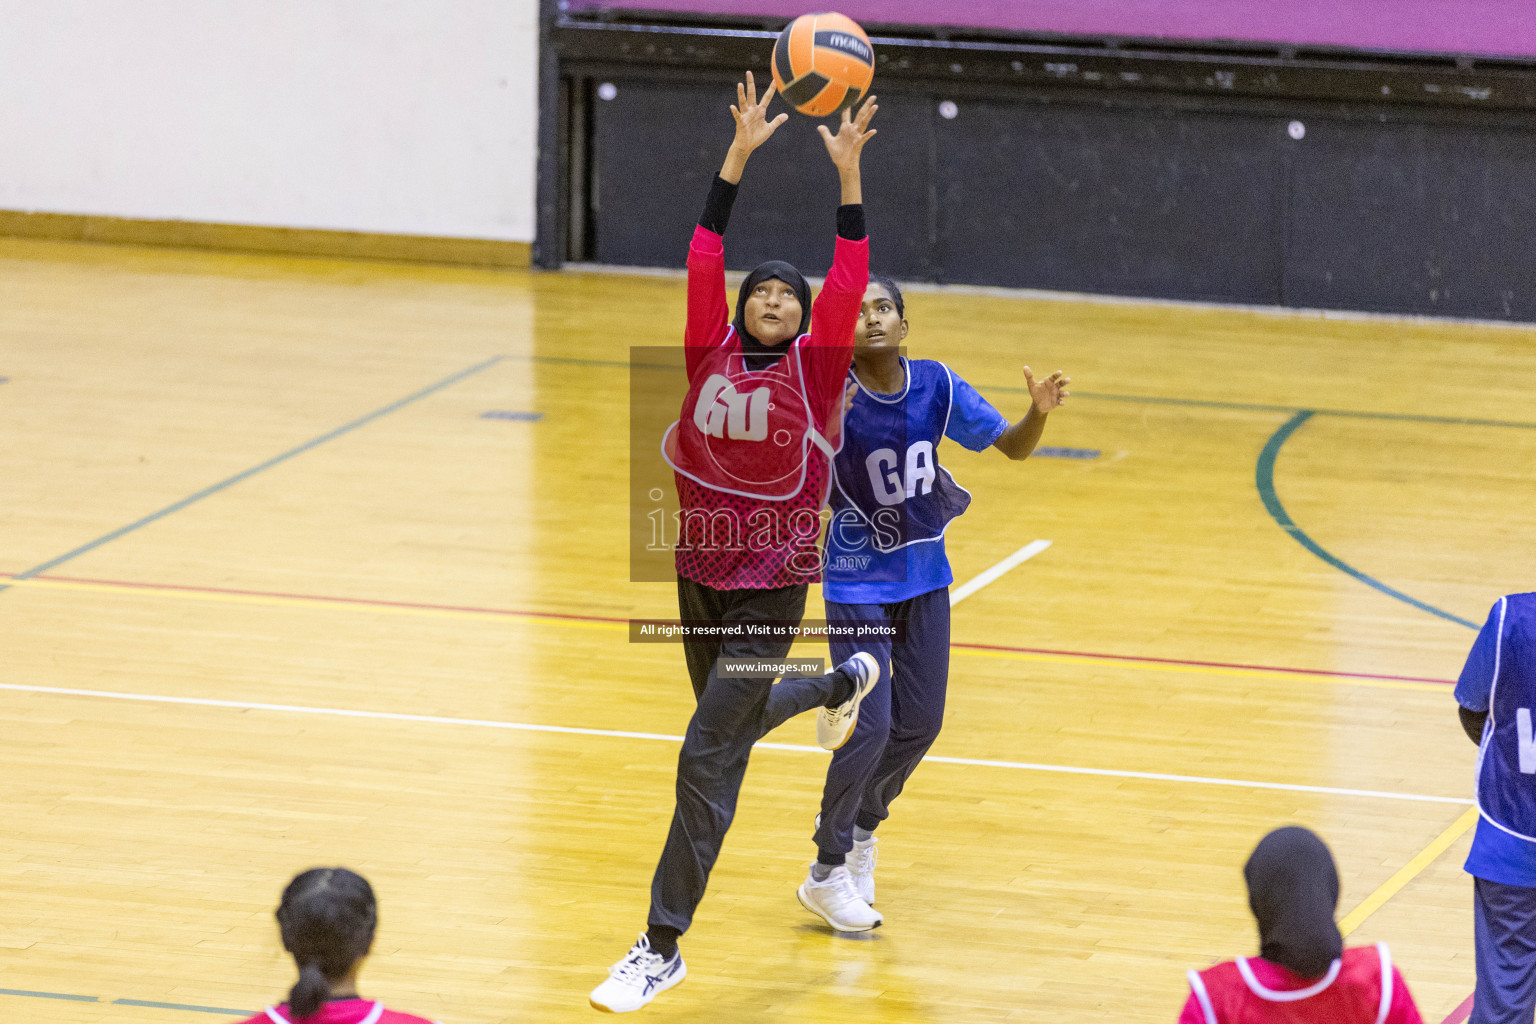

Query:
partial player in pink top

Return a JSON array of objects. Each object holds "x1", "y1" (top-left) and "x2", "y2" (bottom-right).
[
  {"x1": 246, "y1": 999, "x2": 435, "y2": 1024},
  {"x1": 1179, "y1": 828, "x2": 1425, "y2": 1024},
  {"x1": 231, "y1": 868, "x2": 438, "y2": 1024}
]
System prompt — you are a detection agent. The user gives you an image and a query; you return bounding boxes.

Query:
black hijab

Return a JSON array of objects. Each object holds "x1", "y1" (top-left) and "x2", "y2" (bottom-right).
[
  {"x1": 1244, "y1": 826, "x2": 1344, "y2": 979},
  {"x1": 732, "y1": 260, "x2": 811, "y2": 367}
]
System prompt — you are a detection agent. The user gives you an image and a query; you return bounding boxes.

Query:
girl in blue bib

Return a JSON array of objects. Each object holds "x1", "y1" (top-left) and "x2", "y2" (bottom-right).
[{"x1": 794, "y1": 275, "x2": 1072, "y2": 932}]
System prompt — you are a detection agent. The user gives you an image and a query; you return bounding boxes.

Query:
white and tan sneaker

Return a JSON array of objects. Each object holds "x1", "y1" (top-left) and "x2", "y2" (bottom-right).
[
  {"x1": 847, "y1": 835, "x2": 878, "y2": 905},
  {"x1": 589, "y1": 934, "x2": 686, "y2": 1013},
  {"x1": 817, "y1": 652, "x2": 880, "y2": 750},
  {"x1": 797, "y1": 865, "x2": 883, "y2": 932}
]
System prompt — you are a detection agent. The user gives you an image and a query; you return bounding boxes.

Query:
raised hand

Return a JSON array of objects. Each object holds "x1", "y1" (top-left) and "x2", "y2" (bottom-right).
[
  {"x1": 1023, "y1": 366, "x2": 1070, "y2": 413},
  {"x1": 730, "y1": 71, "x2": 788, "y2": 157},
  {"x1": 817, "y1": 95, "x2": 878, "y2": 176}
]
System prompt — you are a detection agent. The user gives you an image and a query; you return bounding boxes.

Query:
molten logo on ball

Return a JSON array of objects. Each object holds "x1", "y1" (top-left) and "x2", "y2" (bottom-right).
[{"x1": 772, "y1": 12, "x2": 875, "y2": 117}]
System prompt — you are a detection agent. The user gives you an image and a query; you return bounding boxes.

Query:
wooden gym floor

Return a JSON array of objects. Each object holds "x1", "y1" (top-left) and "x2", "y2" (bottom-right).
[{"x1": 1, "y1": 237, "x2": 1533, "y2": 1024}]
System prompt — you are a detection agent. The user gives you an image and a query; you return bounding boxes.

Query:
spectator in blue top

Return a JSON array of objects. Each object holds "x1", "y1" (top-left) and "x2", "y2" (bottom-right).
[
  {"x1": 794, "y1": 274, "x2": 1071, "y2": 933},
  {"x1": 1455, "y1": 592, "x2": 1536, "y2": 1024}
]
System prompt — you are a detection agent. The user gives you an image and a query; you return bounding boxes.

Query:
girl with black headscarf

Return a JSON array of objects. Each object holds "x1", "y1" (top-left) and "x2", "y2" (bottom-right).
[
  {"x1": 591, "y1": 72, "x2": 881, "y2": 1014},
  {"x1": 1180, "y1": 827, "x2": 1425, "y2": 1024}
]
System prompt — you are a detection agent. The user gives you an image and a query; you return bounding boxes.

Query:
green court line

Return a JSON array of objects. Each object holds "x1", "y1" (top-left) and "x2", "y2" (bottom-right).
[{"x1": 1256, "y1": 410, "x2": 1478, "y2": 629}]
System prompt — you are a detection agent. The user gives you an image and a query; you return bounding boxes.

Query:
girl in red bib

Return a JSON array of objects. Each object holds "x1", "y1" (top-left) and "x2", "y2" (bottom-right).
[
  {"x1": 591, "y1": 73, "x2": 882, "y2": 1013},
  {"x1": 232, "y1": 868, "x2": 438, "y2": 1024},
  {"x1": 1181, "y1": 827, "x2": 1424, "y2": 1024}
]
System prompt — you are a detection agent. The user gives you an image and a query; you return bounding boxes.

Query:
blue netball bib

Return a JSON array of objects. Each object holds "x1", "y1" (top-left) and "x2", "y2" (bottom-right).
[
  {"x1": 1471, "y1": 594, "x2": 1536, "y2": 841},
  {"x1": 829, "y1": 359, "x2": 974, "y2": 554}
]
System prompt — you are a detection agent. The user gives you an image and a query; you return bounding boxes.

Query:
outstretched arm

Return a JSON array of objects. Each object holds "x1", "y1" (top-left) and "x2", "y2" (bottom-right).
[
  {"x1": 687, "y1": 72, "x2": 788, "y2": 374},
  {"x1": 805, "y1": 98, "x2": 878, "y2": 406},
  {"x1": 817, "y1": 95, "x2": 877, "y2": 206},
  {"x1": 994, "y1": 367, "x2": 1071, "y2": 461},
  {"x1": 719, "y1": 71, "x2": 787, "y2": 186},
  {"x1": 807, "y1": 97, "x2": 878, "y2": 341}
]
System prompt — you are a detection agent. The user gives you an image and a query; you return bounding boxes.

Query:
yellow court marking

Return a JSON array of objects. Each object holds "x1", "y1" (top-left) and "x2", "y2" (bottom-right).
[{"x1": 1339, "y1": 805, "x2": 1480, "y2": 936}]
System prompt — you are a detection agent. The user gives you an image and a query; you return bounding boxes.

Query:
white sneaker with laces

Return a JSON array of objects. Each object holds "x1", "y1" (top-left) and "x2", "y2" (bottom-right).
[
  {"x1": 817, "y1": 652, "x2": 880, "y2": 750},
  {"x1": 589, "y1": 934, "x2": 686, "y2": 1013},
  {"x1": 797, "y1": 865, "x2": 883, "y2": 932},
  {"x1": 848, "y1": 835, "x2": 878, "y2": 905}
]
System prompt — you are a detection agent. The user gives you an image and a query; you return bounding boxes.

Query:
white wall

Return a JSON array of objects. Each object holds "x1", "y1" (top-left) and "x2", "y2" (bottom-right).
[{"x1": 0, "y1": 1, "x2": 541, "y2": 242}]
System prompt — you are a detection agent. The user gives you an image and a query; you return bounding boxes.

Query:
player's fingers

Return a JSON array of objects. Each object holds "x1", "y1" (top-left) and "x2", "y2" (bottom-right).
[
  {"x1": 817, "y1": 124, "x2": 833, "y2": 142},
  {"x1": 746, "y1": 70, "x2": 757, "y2": 105},
  {"x1": 1022, "y1": 365, "x2": 1035, "y2": 380},
  {"x1": 762, "y1": 79, "x2": 777, "y2": 105},
  {"x1": 770, "y1": 113, "x2": 789, "y2": 129}
]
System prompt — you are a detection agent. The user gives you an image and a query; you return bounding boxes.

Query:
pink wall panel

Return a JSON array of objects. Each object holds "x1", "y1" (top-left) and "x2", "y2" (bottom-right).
[{"x1": 565, "y1": 1, "x2": 1536, "y2": 59}]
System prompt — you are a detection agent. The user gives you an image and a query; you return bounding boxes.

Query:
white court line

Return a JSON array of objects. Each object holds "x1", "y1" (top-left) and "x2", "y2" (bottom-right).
[
  {"x1": 0, "y1": 682, "x2": 1469, "y2": 806},
  {"x1": 949, "y1": 539, "x2": 1052, "y2": 607}
]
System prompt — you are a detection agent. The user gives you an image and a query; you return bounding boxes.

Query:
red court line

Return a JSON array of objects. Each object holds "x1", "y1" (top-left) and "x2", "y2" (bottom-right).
[
  {"x1": 1, "y1": 572, "x2": 624, "y2": 624},
  {"x1": 1441, "y1": 992, "x2": 1474, "y2": 1024},
  {"x1": 951, "y1": 640, "x2": 1455, "y2": 685},
  {"x1": 3, "y1": 572, "x2": 1456, "y2": 686}
]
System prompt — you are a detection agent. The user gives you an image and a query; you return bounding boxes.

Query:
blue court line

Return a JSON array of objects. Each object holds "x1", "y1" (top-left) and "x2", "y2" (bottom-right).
[
  {"x1": 984, "y1": 385, "x2": 1536, "y2": 429},
  {"x1": 517, "y1": 353, "x2": 1536, "y2": 429},
  {"x1": 0, "y1": 988, "x2": 249, "y2": 1014},
  {"x1": 0, "y1": 987, "x2": 99, "y2": 1002},
  {"x1": 1256, "y1": 410, "x2": 1478, "y2": 630},
  {"x1": 114, "y1": 997, "x2": 252, "y2": 1014},
  {"x1": 1, "y1": 355, "x2": 503, "y2": 592},
  {"x1": 1033, "y1": 446, "x2": 1100, "y2": 459}
]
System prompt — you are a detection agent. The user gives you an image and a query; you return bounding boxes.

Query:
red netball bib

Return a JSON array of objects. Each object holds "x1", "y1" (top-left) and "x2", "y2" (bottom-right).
[
  {"x1": 1187, "y1": 946, "x2": 1396, "y2": 1024},
  {"x1": 663, "y1": 330, "x2": 838, "y2": 501}
]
